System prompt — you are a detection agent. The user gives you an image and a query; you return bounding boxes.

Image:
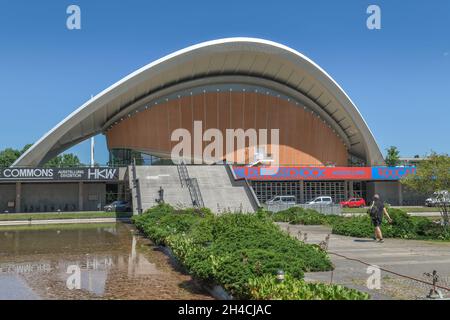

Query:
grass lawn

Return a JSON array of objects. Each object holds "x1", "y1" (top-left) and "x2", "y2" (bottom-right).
[
  {"x1": 342, "y1": 206, "x2": 442, "y2": 213},
  {"x1": 0, "y1": 211, "x2": 132, "y2": 221}
]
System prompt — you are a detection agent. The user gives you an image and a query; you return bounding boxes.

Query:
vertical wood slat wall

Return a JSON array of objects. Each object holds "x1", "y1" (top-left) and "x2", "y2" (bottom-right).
[{"x1": 106, "y1": 91, "x2": 348, "y2": 166}]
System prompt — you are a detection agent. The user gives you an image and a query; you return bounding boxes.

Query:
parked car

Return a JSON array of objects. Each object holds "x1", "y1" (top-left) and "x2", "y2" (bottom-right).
[
  {"x1": 307, "y1": 196, "x2": 333, "y2": 205},
  {"x1": 104, "y1": 200, "x2": 131, "y2": 212},
  {"x1": 425, "y1": 190, "x2": 450, "y2": 207},
  {"x1": 267, "y1": 195, "x2": 296, "y2": 205},
  {"x1": 340, "y1": 198, "x2": 366, "y2": 208}
]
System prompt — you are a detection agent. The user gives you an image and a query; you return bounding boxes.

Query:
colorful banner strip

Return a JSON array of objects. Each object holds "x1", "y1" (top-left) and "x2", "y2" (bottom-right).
[{"x1": 233, "y1": 166, "x2": 415, "y2": 181}]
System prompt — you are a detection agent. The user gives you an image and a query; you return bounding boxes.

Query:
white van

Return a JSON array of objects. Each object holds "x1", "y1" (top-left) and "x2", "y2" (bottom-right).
[
  {"x1": 267, "y1": 195, "x2": 296, "y2": 205},
  {"x1": 307, "y1": 196, "x2": 333, "y2": 205}
]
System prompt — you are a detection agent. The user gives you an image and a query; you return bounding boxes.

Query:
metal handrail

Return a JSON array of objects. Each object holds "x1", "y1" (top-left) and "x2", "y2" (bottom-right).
[
  {"x1": 177, "y1": 160, "x2": 204, "y2": 208},
  {"x1": 188, "y1": 178, "x2": 205, "y2": 208}
]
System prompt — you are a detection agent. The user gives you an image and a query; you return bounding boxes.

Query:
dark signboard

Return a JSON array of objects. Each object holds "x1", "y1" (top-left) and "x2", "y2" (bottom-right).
[{"x1": 0, "y1": 167, "x2": 119, "y2": 181}]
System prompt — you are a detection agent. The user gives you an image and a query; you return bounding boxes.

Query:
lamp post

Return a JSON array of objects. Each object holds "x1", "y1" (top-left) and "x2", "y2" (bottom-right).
[{"x1": 276, "y1": 270, "x2": 285, "y2": 283}]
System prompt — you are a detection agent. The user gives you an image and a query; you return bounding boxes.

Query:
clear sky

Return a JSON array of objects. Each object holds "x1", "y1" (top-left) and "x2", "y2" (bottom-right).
[{"x1": 0, "y1": 0, "x2": 449, "y2": 165}]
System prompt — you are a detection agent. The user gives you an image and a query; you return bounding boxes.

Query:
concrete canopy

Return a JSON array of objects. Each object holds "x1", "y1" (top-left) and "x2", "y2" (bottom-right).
[{"x1": 13, "y1": 37, "x2": 384, "y2": 167}]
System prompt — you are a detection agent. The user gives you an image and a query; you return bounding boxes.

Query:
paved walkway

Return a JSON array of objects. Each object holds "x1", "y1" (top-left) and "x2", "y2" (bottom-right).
[{"x1": 277, "y1": 223, "x2": 450, "y2": 300}]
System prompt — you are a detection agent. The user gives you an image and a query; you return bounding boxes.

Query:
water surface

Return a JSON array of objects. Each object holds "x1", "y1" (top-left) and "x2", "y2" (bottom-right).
[{"x1": 0, "y1": 222, "x2": 213, "y2": 300}]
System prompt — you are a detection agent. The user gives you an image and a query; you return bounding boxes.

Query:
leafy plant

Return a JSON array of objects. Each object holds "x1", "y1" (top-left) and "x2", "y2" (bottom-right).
[
  {"x1": 248, "y1": 274, "x2": 369, "y2": 300},
  {"x1": 271, "y1": 207, "x2": 340, "y2": 225},
  {"x1": 133, "y1": 204, "x2": 349, "y2": 299},
  {"x1": 331, "y1": 208, "x2": 450, "y2": 240},
  {"x1": 268, "y1": 206, "x2": 450, "y2": 241},
  {"x1": 401, "y1": 152, "x2": 450, "y2": 227},
  {"x1": 385, "y1": 146, "x2": 401, "y2": 166}
]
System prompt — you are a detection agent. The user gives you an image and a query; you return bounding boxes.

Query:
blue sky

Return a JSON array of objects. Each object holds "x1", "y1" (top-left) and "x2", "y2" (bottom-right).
[{"x1": 0, "y1": 0, "x2": 448, "y2": 165}]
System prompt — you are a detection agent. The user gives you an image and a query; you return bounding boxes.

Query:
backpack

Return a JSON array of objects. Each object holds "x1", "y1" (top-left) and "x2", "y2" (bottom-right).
[{"x1": 368, "y1": 201, "x2": 379, "y2": 218}]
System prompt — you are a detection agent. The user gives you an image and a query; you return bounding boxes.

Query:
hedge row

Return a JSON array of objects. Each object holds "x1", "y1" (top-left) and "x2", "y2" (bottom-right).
[
  {"x1": 270, "y1": 206, "x2": 450, "y2": 241},
  {"x1": 133, "y1": 204, "x2": 369, "y2": 300}
]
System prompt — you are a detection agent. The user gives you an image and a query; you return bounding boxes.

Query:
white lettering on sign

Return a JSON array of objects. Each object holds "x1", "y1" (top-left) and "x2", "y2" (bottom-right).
[
  {"x1": 2, "y1": 168, "x2": 54, "y2": 179},
  {"x1": 0, "y1": 168, "x2": 117, "y2": 180},
  {"x1": 87, "y1": 168, "x2": 117, "y2": 180}
]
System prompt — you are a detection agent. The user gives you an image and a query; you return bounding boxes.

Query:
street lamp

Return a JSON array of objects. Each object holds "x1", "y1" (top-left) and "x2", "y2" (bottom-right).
[{"x1": 276, "y1": 269, "x2": 285, "y2": 283}]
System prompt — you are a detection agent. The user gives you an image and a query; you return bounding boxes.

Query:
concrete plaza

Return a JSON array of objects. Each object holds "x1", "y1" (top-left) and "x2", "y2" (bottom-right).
[{"x1": 278, "y1": 223, "x2": 450, "y2": 300}]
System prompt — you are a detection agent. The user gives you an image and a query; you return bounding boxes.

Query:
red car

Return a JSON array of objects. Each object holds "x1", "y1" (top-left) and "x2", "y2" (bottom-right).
[{"x1": 340, "y1": 198, "x2": 366, "y2": 208}]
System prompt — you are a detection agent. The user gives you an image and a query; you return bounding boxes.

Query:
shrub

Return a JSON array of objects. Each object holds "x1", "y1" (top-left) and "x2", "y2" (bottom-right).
[
  {"x1": 331, "y1": 208, "x2": 450, "y2": 240},
  {"x1": 133, "y1": 204, "x2": 206, "y2": 245},
  {"x1": 268, "y1": 206, "x2": 450, "y2": 241},
  {"x1": 133, "y1": 204, "x2": 344, "y2": 299},
  {"x1": 248, "y1": 274, "x2": 369, "y2": 300},
  {"x1": 271, "y1": 207, "x2": 340, "y2": 225},
  {"x1": 331, "y1": 215, "x2": 375, "y2": 238}
]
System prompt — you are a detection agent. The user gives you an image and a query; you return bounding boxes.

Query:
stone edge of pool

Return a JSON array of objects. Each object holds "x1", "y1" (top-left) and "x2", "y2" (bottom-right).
[{"x1": 0, "y1": 217, "x2": 131, "y2": 226}]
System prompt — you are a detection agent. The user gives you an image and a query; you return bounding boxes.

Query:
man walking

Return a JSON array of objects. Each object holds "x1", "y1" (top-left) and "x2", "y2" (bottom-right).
[{"x1": 369, "y1": 194, "x2": 393, "y2": 243}]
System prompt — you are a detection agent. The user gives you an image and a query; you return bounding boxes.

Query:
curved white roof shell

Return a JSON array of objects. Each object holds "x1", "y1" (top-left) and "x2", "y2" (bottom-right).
[{"x1": 13, "y1": 37, "x2": 384, "y2": 167}]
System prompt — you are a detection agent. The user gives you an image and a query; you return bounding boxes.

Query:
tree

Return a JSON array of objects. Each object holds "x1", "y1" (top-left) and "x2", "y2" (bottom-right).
[
  {"x1": 45, "y1": 153, "x2": 82, "y2": 168},
  {"x1": 401, "y1": 153, "x2": 450, "y2": 227},
  {"x1": 0, "y1": 148, "x2": 21, "y2": 167},
  {"x1": 385, "y1": 146, "x2": 401, "y2": 166},
  {"x1": 20, "y1": 144, "x2": 33, "y2": 154},
  {"x1": 0, "y1": 144, "x2": 82, "y2": 168}
]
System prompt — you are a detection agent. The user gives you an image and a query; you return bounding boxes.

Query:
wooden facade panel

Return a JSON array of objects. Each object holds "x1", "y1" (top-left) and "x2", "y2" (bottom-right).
[
  {"x1": 205, "y1": 93, "x2": 218, "y2": 130},
  {"x1": 243, "y1": 92, "x2": 256, "y2": 130},
  {"x1": 166, "y1": 99, "x2": 180, "y2": 152},
  {"x1": 106, "y1": 91, "x2": 348, "y2": 166},
  {"x1": 255, "y1": 93, "x2": 268, "y2": 132},
  {"x1": 230, "y1": 91, "x2": 244, "y2": 129}
]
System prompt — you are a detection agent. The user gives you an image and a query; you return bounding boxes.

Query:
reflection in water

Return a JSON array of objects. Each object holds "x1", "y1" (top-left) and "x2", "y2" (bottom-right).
[{"x1": 0, "y1": 223, "x2": 212, "y2": 300}]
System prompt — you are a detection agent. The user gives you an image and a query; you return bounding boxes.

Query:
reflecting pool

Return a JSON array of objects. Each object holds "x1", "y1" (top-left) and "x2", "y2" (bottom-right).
[{"x1": 0, "y1": 222, "x2": 213, "y2": 300}]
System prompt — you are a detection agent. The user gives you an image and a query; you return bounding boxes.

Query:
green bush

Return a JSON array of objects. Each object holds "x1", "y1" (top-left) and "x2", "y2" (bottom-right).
[
  {"x1": 133, "y1": 204, "x2": 213, "y2": 245},
  {"x1": 248, "y1": 274, "x2": 369, "y2": 300},
  {"x1": 267, "y1": 206, "x2": 450, "y2": 241},
  {"x1": 133, "y1": 204, "x2": 343, "y2": 299},
  {"x1": 331, "y1": 208, "x2": 450, "y2": 240},
  {"x1": 270, "y1": 207, "x2": 340, "y2": 225}
]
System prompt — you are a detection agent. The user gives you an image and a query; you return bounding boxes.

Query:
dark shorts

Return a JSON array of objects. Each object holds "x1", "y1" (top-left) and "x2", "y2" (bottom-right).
[{"x1": 371, "y1": 215, "x2": 383, "y2": 227}]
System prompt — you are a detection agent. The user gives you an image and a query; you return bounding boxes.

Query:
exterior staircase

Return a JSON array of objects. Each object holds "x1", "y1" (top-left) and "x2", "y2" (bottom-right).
[{"x1": 129, "y1": 165, "x2": 258, "y2": 214}]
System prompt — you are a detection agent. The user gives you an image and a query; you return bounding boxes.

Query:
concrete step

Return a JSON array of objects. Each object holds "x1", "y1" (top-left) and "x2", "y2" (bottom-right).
[{"x1": 129, "y1": 165, "x2": 256, "y2": 213}]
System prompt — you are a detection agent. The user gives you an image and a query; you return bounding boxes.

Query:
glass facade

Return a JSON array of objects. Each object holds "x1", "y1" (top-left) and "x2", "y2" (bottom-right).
[
  {"x1": 108, "y1": 149, "x2": 174, "y2": 166},
  {"x1": 303, "y1": 181, "x2": 345, "y2": 203},
  {"x1": 251, "y1": 180, "x2": 367, "y2": 204}
]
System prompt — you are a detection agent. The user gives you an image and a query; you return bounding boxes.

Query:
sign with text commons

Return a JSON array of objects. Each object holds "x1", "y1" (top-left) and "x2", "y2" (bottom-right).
[{"x1": 0, "y1": 167, "x2": 119, "y2": 181}]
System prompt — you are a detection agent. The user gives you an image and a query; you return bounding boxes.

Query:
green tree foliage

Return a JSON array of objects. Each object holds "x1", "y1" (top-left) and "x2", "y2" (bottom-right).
[
  {"x1": 20, "y1": 144, "x2": 33, "y2": 154},
  {"x1": 0, "y1": 148, "x2": 21, "y2": 167},
  {"x1": 385, "y1": 146, "x2": 401, "y2": 166},
  {"x1": 132, "y1": 204, "x2": 342, "y2": 299},
  {"x1": 0, "y1": 144, "x2": 82, "y2": 168},
  {"x1": 401, "y1": 153, "x2": 450, "y2": 226},
  {"x1": 44, "y1": 153, "x2": 82, "y2": 168}
]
